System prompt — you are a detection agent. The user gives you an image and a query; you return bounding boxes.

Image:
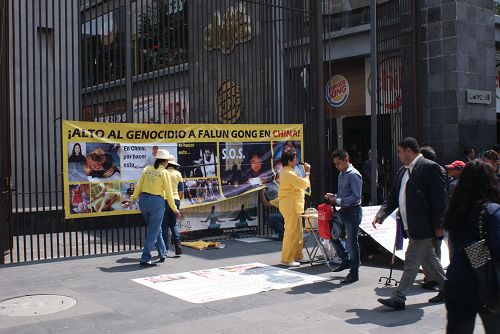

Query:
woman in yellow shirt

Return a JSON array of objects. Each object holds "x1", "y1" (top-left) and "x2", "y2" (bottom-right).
[
  {"x1": 278, "y1": 149, "x2": 311, "y2": 266},
  {"x1": 123, "y1": 149, "x2": 180, "y2": 266}
]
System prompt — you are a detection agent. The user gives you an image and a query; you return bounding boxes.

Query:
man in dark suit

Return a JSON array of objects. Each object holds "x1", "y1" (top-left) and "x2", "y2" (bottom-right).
[{"x1": 372, "y1": 137, "x2": 448, "y2": 310}]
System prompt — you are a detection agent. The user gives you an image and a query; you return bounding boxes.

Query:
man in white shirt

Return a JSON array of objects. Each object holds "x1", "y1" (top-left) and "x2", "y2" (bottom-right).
[{"x1": 372, "y1": 137, "x2": 448, "y2": 310}]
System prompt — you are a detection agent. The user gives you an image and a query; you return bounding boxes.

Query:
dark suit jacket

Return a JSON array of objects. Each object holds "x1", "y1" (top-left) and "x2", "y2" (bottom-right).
[{"x1": 376, "y1": 156, "x2": 448, "y2": 240}]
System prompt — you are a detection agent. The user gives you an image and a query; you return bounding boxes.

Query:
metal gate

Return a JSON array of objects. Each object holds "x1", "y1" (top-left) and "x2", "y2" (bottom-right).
[
  {"x1": 376, "y1": 0, "x2": 420, "y2": 187},
  {"x1": 1, "y1": 0, "x2": 324, "y2": 264},
  {"x1": 1, "y1": 0, "x2": 421, "y2": 264}
]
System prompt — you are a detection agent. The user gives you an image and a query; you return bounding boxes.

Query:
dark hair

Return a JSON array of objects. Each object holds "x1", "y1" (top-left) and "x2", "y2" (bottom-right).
[
  {"x1": 493, "y1": 144, "x2": 500, "y2": 153},
  {"x1": 154, "y1": 159, "x2": 166, "y2": 169},
  {"x1": 331, "y1": 148, "x2": 349, "y2": 160},
  {"x1": 464, "y1": 147, "x2": 474, "y2": 155},
  {"x1": 281, "y1": 149, "x2": 297, "y2": 166},
  {"x1": 71, "y1": 143, "x2": 82, "y2": 156},
  {"x1": 398, "y1": 137, "x2": 420, "y2": 153},
  {"x1": 420, "y1": 146, "x2": 436, "y2": 161},
  {"x1": 444, "y1": 160, "x2": 500, "y2": 231},
  {"x1": 483, "y1": 149, "x2": 499, "y2": 162}
]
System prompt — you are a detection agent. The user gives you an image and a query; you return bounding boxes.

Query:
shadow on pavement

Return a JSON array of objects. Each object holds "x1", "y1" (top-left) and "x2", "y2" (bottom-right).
[
  {"x1": 115, "y1": 257, "x2": 140, "y2": 264},
  {"x1": 98, "y1": 263, "x2": 153, "y2": 273},
  {"x1": 344, "y1": 302, "x2": 429, "y2": 327},
  {"x1": 286, "y1": 280, "x2": 341, "y2": 295}
]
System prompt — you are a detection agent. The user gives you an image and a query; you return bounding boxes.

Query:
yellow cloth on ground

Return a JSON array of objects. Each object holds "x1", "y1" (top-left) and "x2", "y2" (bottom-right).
[
  {"x1": 130, "y1": 165, "x2": 177, "y2": 211},
  {"x1": 181, "y1": 240, "x2": 221, "y2": 250},
  {"x1": 278, "y1": 166, "x2": 310, "y2": 263}
]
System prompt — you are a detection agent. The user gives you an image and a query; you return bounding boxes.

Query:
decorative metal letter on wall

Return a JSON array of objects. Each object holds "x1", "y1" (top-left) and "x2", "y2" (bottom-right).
[
  {"x1": 203, "y1": 3, "x2": 252, "y2": 55},
  {"x1": 217, "y1": 81, "x2": 241, "y2": 124}
]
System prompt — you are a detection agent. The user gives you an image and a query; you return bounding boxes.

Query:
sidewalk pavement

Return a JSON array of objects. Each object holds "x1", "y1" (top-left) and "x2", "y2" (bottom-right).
[{"x1": 0, "y1": 239, "x2": 484, "y2": 334}]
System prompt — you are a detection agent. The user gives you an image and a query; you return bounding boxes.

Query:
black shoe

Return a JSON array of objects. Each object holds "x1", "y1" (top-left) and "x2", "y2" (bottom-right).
[
  {"x1": 377, "y1": 298, "x2": 405, "y2": 310},
  {"x1": 428, "y1": 292, "x2": 445, "y2": 303},
  {"x1": 139, "y1": 261, "x2": 158, "y2": 267},
  {"x1": 175, "y1": 245, "x2": 183, "y2": 256},
  {"x1": 421, "y1": 280, "x2": 439, "y2": 290},
  {"x1": 340, "y1": 273, "x2": 359, "y2": 284},
  {"x1": 332, "y1": 261, "x2": 351, "y2": 272},
  {"x1": 158, "y1": 257, "x2": 166, "y2": 263}
]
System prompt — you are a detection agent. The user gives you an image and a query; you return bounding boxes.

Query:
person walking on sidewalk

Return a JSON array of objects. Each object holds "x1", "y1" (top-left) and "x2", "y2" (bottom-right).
[
  {"x1": 123, "y1": 149, "x2": 180, "y2": 266},
  {"x1": 278, "y1": 149, "x2": 311, "y2": 267},
  {"x1": 161, "y1": 159, "x2": 184, "y2": 256},
  {"x1": 444, "y1": 160, "x2": 500, "y2": 333},
  {"x1": 325, "y1": 148, "x2": 363, "y2": 284},
  {"x1": 373, "y1": 137, "x2": 448, "y2": 309}
]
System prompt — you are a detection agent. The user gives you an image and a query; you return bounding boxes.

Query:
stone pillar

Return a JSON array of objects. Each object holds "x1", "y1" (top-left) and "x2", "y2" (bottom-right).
[{"x1": 420, "y1": 0, "x2": 496, "y2": 163}]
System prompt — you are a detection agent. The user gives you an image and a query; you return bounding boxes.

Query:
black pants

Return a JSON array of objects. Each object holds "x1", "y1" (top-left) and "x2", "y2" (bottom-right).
[{"x1": 446, "y1": 298, "x2": 500, "y2": 333}]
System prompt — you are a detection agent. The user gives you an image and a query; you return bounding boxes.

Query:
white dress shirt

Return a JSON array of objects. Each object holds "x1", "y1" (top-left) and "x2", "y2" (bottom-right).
[{"x1": 398, "y1": 154, "x2": 423, "y2": 230}]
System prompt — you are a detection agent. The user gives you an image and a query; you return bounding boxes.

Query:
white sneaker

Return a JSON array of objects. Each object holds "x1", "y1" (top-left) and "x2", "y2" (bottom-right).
[
  {"x1": 297, "y1": 258, "x2": 310, "y2": 264},
  {"x1": 281, "y1": 261, "x2": 300, "y2": 267}
]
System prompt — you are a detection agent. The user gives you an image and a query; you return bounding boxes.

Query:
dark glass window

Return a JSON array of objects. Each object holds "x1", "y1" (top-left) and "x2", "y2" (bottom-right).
[
  {"x1": 81, "y1": 7, "x2": 125, "y2": 87},
  {"x1": 132, "y1": 0, "x2": 188, "y2": 75}
]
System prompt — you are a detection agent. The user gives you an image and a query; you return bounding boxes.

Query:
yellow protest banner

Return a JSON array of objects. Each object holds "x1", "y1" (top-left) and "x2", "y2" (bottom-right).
[{"x1": 63, "y1": 121, "x2": 304, "y2": 219}]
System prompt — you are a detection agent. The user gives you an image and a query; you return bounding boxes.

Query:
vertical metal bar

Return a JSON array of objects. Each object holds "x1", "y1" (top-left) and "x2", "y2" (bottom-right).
[
  {"x1": 32, "y1": 0, "x2": 38, "y2": 261},
  {"x1": 58, "y1": 0, "x2": 65, "y2": 259},
  {"x1": 100, "y1": 1, "x2": 107, "y2": 254},
  {"x1": 309, "y1": 0, "x2": 325, "y2": 202},
  {"x1": 160, "y1": 0, "x2": 166, "y2": 124},
  {"x1": 10, "y1": 0, "x2": 20, "y2": 263},
  {"x1": 0, "y1": 0, "x2": 12, "y2": 264},
  {"x1": 411, "y1": 0, "x2": 420, "y2": 140},
  {"x1": 20, "y1": 0, "x2": 27, "y2": 262},
  {"x1": 370, "y1": 0, "x2": 377, "y2": 205},
  {"x1": 48, "y1": 0, "x2": 55, "y2": 259}
]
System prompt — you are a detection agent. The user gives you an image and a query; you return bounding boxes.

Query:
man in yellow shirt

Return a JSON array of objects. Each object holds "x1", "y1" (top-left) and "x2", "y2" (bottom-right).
[{"x1": 161, "y1": 159, "x2": 184, "y2": 256}]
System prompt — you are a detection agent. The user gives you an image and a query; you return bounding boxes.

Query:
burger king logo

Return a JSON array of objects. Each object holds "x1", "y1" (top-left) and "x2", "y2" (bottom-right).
[{"x1": 326, "y1": 75, "x2": 349, "y2": 108}]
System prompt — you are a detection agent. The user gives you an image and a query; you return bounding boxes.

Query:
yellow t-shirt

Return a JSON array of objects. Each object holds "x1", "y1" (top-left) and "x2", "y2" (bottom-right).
[
  {"x1": 278, "y1": 166, "x2": 310, "y2": 201},
  {"x1": 130, "y1": 165, "x2": 177, "y2": 211},
  {"x1": 269, "y1": 198, "x2": 279, "y2": 208},
  {"x1": 167, "y1": 167, "x2": 183, "y2": 201}
]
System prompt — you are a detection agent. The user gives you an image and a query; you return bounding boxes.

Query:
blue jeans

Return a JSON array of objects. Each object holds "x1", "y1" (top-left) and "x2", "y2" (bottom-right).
[
  {"x1": 331, "y1": 238, "x2": 349, "y2": 262},
  {"x1": 335, "y1": 205, "x2": 362, "y2": 274},
  {"x1": 160, "y1": 199, "x2": 181, "y2": 251},
  {"x1": 139, "y1": 194, "x2": 166, "y2": 262},
  {"x1": 268, "y1": 213, "x2": 284, "y2": 238}
]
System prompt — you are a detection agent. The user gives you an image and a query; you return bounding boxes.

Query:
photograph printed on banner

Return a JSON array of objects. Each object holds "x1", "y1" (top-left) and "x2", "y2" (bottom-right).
[
  {"x1": 69, "y1": 184, "x2": 91, "y2": 214},
  {"x1": 90, "y1": 182, "x2": 122, "y2": 213},
  {"x1": 219, "y1": 142, "x2": 273, "y2": 198},
  {"x1": 177, "y1": 193, "x2": 259, "y2": 235},
  {"x1": 182, "y1": 178, "x2": 221, "y2": 206},
  {"x1": 272, "y1": 140, "x2": 305, "y2": 178},
  {"x1": 84, "y1": 143, "x2": 121, "y2": 181},
  {"x1": 120, "y1": 182, "x2": 139, "y2": 210},
  {"x1": 177, "y1": 143, "x2": 217, "y2": 178},
  {"x1": 68, "y1": 142, "x2": 88, "y2": 182},
  {"x1": 121, "y1": 144, "x2": 178, "y2": 181}
]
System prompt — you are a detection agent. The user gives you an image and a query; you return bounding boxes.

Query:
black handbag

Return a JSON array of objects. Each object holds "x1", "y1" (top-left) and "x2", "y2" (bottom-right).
[
  {"x1": 330, "y1": 211, "x2": 342, "y2": 240},
  {"x1": 463, "y1": 206, "x2": 500, "y2": 315}
]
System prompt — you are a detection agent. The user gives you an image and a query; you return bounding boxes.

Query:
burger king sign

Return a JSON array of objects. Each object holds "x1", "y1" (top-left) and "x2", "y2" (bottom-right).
[{"x1": 326, "y1": 75, "x2": 349, "y2": 108}]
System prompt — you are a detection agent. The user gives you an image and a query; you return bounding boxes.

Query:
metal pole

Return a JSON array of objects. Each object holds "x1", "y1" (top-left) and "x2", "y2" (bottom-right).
[
  {"x1": 310, "y1": 0, "x2": 326, "y2": 202},
  {"x1": 0, "y1": 0, "x2": 12, "y2": 263},
  {"x1": 370, "y1": 0, "x2": 378, "y2": 205},
  {"x1": 125, "y1": 0, "x2": 133, "y2": 122}
]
